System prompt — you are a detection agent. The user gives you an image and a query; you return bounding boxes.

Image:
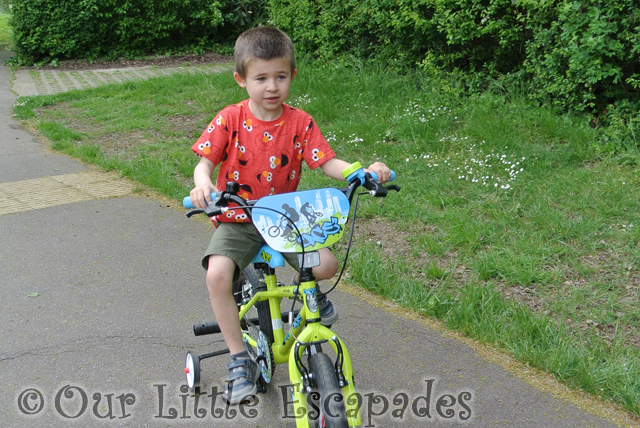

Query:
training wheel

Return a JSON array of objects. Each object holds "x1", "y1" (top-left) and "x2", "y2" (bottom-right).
[{"x1": 185, "y1": 351, "x2": 201, "y2": 389}]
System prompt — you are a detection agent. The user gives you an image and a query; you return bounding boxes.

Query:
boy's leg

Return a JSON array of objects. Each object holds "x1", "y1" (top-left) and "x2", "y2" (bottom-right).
[
  {"x1": 288, "y1": 248, "x2": 340, "y2": 326},
  {"x1": 313, "y1": 249, "x2": 340, "y2": 325},
  {"x1": 205, "y1": 254, "x2": 245, "y2": 354},
  {"x1": 313, "y1": 247, "x2": 339, "y2": 281},
  {"x1": 202, "y1": 223, "x2": 265, "y2": 404},
  {"x1": 289, "y1": 247, "x2": 339, "y2": 281},
  {"x1": 206, "y1": 254, "x2": 260, "y2": 404}
]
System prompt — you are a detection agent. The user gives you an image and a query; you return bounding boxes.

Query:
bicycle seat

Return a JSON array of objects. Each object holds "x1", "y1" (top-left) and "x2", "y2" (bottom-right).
[{"x1": 250, "y1": 245, "x2": 285, "y2": 268}]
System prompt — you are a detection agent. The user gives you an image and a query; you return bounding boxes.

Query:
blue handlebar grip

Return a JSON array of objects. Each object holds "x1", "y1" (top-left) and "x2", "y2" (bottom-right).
[
  {"x1": 369, "y1": 170, "x2": 396, "y2": 182},
  {"x1": 183, "y1": 192, "x2": 217, "y2": 209}
]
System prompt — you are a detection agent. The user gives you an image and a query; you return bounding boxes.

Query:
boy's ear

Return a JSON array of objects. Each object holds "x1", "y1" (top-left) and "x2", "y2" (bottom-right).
[
  {"x1": 292, "y1": 69, "x2": 297, "y2": 81},
  {"x1": 233, "y1": 71, "x2": 246, "y2": 88}
]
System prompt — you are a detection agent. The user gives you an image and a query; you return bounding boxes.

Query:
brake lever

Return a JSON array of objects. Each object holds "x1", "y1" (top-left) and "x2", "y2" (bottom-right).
[
  {"x1": 186, "y1": 209, "x2": 205, "y2": 218},
  {"x1": 204, "y1": 200, "x2": 225, "y2": 217},
  {"x1": 186, "y1": 199, "x2": 226, "y2": 218},
  {"x1": 367, "y1": 183, "x2": 401, "y2": 198}
]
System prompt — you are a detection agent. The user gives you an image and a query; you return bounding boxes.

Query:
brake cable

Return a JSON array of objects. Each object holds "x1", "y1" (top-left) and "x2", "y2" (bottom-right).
[{"x1": 317, "y1": 190, "x2": 367, "y2": 296}]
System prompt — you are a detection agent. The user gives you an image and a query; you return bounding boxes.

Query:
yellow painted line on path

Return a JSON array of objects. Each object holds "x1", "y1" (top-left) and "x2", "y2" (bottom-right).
[{"x1": 0, "y1": 170, "x2": 135, "y2": 215}]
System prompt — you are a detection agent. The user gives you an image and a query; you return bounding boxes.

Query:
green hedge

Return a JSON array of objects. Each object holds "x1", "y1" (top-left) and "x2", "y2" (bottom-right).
[
  {"x1": 10, "y1": 0, "x2": 224, "y2": 63},
  {"x1": 525, "y1": 1, "x2": 640, "y2": 109},
  {"x1": 270, "y1": 0, "x2": 533, "y2": 74},
  {"x1": 270, "y1": 0, "x2": 640, "y2": 146}
]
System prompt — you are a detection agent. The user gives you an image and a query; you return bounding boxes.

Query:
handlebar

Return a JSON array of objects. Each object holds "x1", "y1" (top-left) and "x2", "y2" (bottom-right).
[
  {"x1": 183, "y1": 182, "x2": 254, "y2": 218},
  {"x1": 368, "y1": 170, "x2": 396, "y2": 182},
  {"x1": 184, "y1": 163, "x2": 399, "y2": 218},
  {"x1": 183, "y1": 191, "x2": 222, "y2": 209},
  {"x1": 183, "y1": 169, "x2": 396, "y2": 210}
]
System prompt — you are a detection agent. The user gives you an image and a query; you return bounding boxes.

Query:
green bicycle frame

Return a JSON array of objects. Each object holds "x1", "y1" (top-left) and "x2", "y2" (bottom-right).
[{"x1": 238, "y1": 271, "x2": 361, "y2": 428}]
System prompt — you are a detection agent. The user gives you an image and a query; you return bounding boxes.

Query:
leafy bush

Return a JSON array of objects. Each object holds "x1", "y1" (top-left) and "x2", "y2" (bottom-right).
[
  {"x1": 270, "y1": 0, "x2": 640, "y2": 149},
  {"x1": 10, "y1": 0, "x2": 225, "y2": 63},
  {"x1": 218, "y1": 0, "x2": 268, "y2": 40},
  {"x1": 524, "y1": 1, "x2": 639, "y2": 112},
  {"x1": 270, "y1": 0, "x2": 527, "y2": 73}
]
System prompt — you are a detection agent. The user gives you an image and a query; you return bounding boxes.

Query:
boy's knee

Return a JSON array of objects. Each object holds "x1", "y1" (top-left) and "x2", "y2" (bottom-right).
[
  {"x1": 205, "y1": 255, "x2": 236, "y2": 294},
  {"x1": 314, "y1": 250, "x2": 339, "y2": 280}
]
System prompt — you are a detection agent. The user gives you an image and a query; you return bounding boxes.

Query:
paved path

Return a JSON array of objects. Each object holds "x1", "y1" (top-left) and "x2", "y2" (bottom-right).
[
  {"x1": 11, "y1": 62, "x2": 228, "y2": 97},
  {"x1": 0, "y1": 50, "x2": 636, "y2": 427}
]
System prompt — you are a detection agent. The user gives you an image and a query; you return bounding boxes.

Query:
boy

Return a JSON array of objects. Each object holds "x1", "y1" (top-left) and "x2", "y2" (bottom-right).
[{"x1": 189, "y1": 26, "x2": 390, "y2": 404}]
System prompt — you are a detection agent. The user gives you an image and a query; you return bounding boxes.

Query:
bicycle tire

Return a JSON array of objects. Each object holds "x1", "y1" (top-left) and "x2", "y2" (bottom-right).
[
  {"x1": 308, "y1": 352, "x2": 348, "y2": 428},
  {"x1": 233, "y1": 266, "x2": 275, "y2": 380}
]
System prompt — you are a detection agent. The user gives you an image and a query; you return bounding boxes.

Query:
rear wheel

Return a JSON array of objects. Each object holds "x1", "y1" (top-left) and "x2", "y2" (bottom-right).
[
  {"x1": 233, "y1": 266, "x2": 275, "y2": 382},
  {"x1": 308, "y1": 352, "x2": 348, "y2": 428}
]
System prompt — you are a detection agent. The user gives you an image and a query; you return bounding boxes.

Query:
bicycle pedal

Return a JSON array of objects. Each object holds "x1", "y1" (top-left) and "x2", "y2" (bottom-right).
[{"x1": 257, "y1": 376, "x2": 267, "y2": 394}]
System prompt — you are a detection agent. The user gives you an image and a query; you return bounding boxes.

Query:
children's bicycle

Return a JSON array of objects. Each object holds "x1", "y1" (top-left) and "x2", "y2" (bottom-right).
[{"x1": 182, "y1": 162, "x2": 399, "y2": 427}]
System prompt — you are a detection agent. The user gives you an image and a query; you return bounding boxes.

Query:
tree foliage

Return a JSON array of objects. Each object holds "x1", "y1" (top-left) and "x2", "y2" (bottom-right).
[
  {"x1": 270, "y1": 0, "x2": 640, "y2": 148},
  {"x1": 10, "y1": 0, "x2": 225, "y2": 63}
]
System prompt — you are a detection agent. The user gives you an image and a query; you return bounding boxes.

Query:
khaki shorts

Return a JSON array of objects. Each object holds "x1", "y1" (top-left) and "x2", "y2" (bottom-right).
[{"x1": 202, "y1": 223, "x2": 299, "y2": 280}]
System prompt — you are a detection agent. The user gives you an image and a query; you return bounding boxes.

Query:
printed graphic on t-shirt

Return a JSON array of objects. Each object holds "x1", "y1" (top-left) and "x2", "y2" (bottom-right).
[{"x1": 191, "y1": 100, "x2": 336, "y2": 223}]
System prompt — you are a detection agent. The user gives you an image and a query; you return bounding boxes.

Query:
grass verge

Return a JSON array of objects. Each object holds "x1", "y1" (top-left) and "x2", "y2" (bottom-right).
[
  {"x1": 0, "y1": 12, "x2": 12, "y2": 50},
  {"x1": 14, "y1": 60, "x2": 640, "y2": 418}
]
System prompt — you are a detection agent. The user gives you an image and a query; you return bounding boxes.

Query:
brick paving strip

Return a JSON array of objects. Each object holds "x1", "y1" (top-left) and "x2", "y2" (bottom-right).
[
  {"x1": 11, "y1": 63, "x2": 229, "y2": 97},
  {"x1": 0, "y1": 170, "x2": 136, "y2": 215},
  {"x1": 3, "y1": 61, "x2": 229, "y2": 215}
]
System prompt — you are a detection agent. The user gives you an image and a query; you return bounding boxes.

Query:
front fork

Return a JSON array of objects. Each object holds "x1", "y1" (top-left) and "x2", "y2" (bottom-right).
[{"x1": 288, "y1": 280, "x2": 361, "y2": 427}]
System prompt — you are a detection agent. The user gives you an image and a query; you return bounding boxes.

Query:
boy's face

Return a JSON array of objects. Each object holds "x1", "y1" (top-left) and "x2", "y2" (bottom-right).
[{"x1": 234, "y1": 57, "x2": 296, "y2": 122}]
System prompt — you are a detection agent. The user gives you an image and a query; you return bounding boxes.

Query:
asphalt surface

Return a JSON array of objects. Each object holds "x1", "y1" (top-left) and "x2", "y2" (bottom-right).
[{"x1": 0, "y1": 50, "x2": 634, "y2": 427}]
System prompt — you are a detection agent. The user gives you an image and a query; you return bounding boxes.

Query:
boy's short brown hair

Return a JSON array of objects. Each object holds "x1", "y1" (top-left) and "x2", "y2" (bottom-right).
[{"x1": 234, "y1": 26, "x2": 296, "y2": 79}]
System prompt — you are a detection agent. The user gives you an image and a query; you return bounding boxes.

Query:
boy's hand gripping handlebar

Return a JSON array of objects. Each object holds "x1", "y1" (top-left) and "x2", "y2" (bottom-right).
[
  {"x1": 183, "y1": 192, "x2": 221, "y2": 209},
  {"x1": 183, "y1": 183, "x2": 251, "y2": 218},
  {"x1": 342, "y1": 162, "x2": 399, "y2": 198}
]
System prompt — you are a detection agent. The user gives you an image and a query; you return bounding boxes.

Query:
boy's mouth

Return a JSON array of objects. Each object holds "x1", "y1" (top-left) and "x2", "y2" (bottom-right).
[{"x1": 265, "y1": 96, "x2": 280, "y2": 103}]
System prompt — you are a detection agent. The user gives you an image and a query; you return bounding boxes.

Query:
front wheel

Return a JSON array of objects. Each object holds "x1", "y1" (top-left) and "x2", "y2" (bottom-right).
[{"x1": 308, "y1": 352, "x2": 348, "y2": 428}]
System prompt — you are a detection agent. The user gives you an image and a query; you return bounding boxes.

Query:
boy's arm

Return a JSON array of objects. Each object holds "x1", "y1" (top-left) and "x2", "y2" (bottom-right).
[
  {"x1": 320, "y1": 158, "x2": 392, "y2": 183},
  {"x1": 190, "y1": 157, "x2": 218, "y2": 208}
]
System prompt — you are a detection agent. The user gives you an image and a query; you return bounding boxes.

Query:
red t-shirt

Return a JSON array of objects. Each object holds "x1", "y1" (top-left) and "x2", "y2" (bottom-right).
[{"x1": 191, "y1": 100, "x2": 336, "y2": 223}]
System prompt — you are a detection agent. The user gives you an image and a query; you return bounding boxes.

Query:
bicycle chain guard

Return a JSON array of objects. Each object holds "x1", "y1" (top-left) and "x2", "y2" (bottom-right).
[{"x1": 256, "y1": 331, "x2": 274, "y2": 383}]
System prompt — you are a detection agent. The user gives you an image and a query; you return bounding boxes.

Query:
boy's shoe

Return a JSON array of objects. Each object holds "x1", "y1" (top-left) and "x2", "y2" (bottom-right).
[
  {"x1": 222, "y1": 354, "x2": 260, "y2": 405},
  {"x1": 319, "y1": 299, "x2": 339, "y2": 326},
  {"x1": 290, "y1": 275, "x2": 339, "y2": 326}
]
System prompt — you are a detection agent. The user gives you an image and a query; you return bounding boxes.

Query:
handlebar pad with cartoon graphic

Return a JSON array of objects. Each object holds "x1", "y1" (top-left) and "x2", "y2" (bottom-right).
[{"x1": 251, "y1": 188, "x2": 350, "y2": 253}]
